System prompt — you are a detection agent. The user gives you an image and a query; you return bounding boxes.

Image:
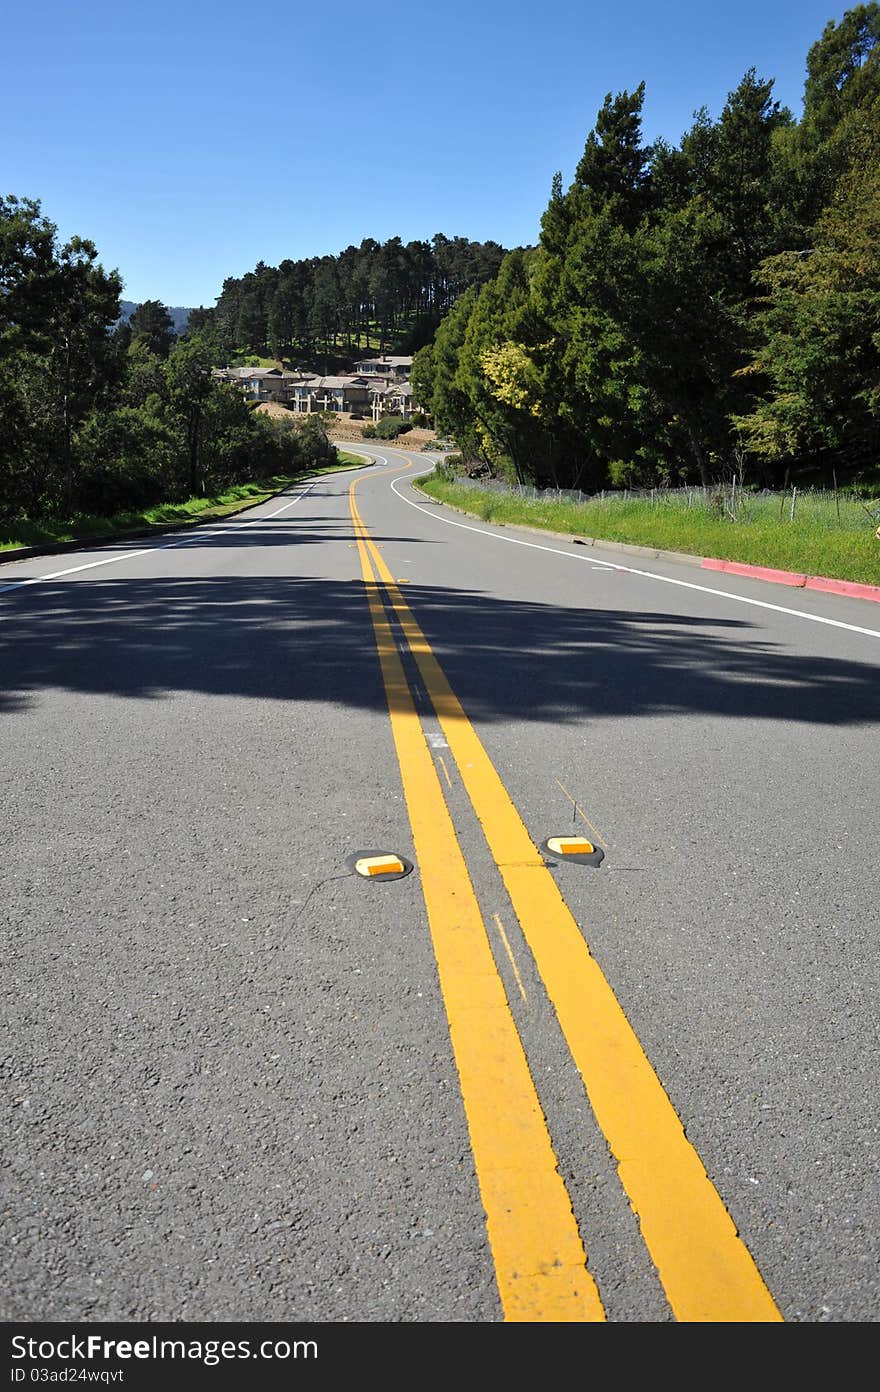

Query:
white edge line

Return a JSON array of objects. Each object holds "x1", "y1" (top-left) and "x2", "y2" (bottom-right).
[
  {"x1": 0, "y1": 479, "x2": 325, "y2": 597},
  {"x1": 383, "y1": 459, "x2": 880, "y2": 642}
]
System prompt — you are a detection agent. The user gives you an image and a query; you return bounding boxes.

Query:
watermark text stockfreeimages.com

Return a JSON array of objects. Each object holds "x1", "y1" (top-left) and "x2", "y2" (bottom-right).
[{"x1": 10, "y1": 1334, "x2": 317, "y2": 1370}]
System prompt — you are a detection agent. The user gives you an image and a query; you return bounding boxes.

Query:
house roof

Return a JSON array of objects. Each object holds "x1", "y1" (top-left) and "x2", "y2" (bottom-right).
[
  {"x1": 213, "y1": 366, "x2": 283, "y2": 380},
  {"x1": 368, "y1": 376, "x2": 407, "y2": 394},
  {"x1": 308, "y1": 375, "x2": 373, "y2": 390},
  {"x1": 355, "y1": 355, "x2": 412, "y2": 369}
]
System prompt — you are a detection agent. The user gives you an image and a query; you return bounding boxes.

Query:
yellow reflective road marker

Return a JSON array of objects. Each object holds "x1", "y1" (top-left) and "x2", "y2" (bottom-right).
[
  {"x1": 356, "y1": 855, "x2": 405, "y2": 877},
  {"x1": 542, "y1": 835, "x2": 604, "y2": 866},
  {"x1": 354, "y1": 482, "x2": 782, "y2": 1323},
  {"x1": 351, "y1": 488, "x2": 604, "y2": 1322},
  {"x1": 345, "y1": 848, "x2": 413, "y2": 881},
  {"x1": 547, "y1": 836, "x2": 595, "y2": 856}
]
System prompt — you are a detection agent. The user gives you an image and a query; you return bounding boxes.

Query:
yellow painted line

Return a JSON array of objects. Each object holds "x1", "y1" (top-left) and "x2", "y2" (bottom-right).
[
  {"x1": 493, "y1": 914, "x2": 529, "y2": 1004},
  {"x1": 350, "y1": 486, "x2": 604, "y2": 1322},
  {"x1": 354, "y1": 486, "x2": 782, "y2": 1323},
  {"x1": 438, "y1": 755, "x2": 454, "y2": 789},
  {"x1": 554, "y1": 777, "x2": 609, "y2": 850}
]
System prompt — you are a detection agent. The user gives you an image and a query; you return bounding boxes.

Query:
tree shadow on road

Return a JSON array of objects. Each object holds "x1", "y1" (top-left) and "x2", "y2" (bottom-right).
[{"x1": 1, "y1": 576, "x2": 878, "y2": 726}]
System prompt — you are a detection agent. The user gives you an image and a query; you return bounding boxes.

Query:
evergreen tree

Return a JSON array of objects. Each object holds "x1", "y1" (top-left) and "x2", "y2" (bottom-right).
[
  {"x1": 0, "y1": 195, "x2": 58, "y2": 359},
  {"x1": 574, "y1": 83, "x2": 652, "y2": 228},
  {"x1": 129, "y1": 299, "x2": 176, "y2": 357},
  {"x1": 436, "y1": 249, "x2": 572, "y2": 485},
  {"x1": 734, "y1": 118, "x2": 880, "y2": 479}
]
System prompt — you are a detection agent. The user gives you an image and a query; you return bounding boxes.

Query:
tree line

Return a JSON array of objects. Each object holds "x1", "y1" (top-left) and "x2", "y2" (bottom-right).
[
  {"x1": 5, "y1": 6, "x2": 876, "y2": 524},
  {"x1": 0, "y1": 220, "x2": 508, "y2": 525},
  {"x1": 0, "y1": 213, "x2": 336, "y2": 527},
  {"x1": 413, "y1": 5, "x2": 880, "y2": 492},
  {"x1": 208, "y1": 235, "x2": 508, "y2": 361}
]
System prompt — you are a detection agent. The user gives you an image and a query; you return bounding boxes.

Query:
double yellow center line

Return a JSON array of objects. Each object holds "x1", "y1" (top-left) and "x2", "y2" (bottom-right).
[{"x1": 350, "y1": 470, "x2": 782, "y2": 1323}]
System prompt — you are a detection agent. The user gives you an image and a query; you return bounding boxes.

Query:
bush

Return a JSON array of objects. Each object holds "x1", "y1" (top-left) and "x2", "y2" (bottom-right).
[
  {"x1": 74, "y1": 406, "x2": 177, "y2": 512},
  {"x1": 374, "y1": 415, "x2": 413, "y2": 440}
]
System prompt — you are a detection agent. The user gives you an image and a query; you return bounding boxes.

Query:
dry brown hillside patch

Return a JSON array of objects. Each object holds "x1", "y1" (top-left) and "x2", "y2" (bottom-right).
[{"x1": 255, "y1": 404, "x2": 435, "y2": 449}]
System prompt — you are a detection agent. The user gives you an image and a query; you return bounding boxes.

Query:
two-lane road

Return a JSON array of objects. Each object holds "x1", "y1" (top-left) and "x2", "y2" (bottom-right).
[{"x1": 2, "y1": 447, "x2": 878, "y2": 1322}]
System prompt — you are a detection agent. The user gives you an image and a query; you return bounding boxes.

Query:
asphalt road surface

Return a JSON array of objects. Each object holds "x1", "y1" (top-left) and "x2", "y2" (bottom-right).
[{"x1": 2, "y1": 445, "x2": 879, "y2": 1324}]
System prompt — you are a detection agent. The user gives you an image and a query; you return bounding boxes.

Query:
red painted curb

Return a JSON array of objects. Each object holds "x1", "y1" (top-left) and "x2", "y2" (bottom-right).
[
  {"x1": 701, "y1": 556, "x2": 880, "y2": 603},
  {"x1": 804, "y1": 574, "x2": 880, "y2": 603},
  {"x1": 701, "y1": 558, "x2": 807, "y2": 587}
]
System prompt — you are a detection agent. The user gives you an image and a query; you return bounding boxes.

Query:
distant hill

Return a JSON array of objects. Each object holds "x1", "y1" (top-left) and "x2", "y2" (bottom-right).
[{"x1": 119, "y1": 300, "x2": 193, "y2": 336}]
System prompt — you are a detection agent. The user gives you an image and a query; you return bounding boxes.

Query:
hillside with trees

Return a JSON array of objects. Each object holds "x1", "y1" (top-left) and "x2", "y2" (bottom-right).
[
  {"x1": 209, "y1": 235, "x2": 508, "y2": 363},
  {"x1": 413, "y1": 5, "x2": 880, "y2": 493},
  {"x1": 3, "y1": 6, "x2": 877, "y2": 531},
  {"x1": 0, "y1": 218, "x2": 508, "y2": 530},
  {"x1": 0, "y1": 205, "x2": 335, "y2": 528}
]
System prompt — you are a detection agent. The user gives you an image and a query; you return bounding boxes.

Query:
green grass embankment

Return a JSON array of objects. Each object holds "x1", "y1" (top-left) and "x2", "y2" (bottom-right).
[
  {"x1": 415, "y1": 475, "x2": 880, "y2": 587},
  {"x1": 0, "y1": 459, "x2": 365, "y2": 555}
]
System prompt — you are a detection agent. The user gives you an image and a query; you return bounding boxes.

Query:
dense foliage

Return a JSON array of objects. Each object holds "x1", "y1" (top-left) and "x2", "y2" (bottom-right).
[
  {"x1": 4, "y1": 7, "x2": 877, "y2": 523},
  {"x1": 210, "y1": 235, "x2": 507, "y2": 361},
  {"x1": 414, "y1": 5, "x2": 880, "y2": 491},
  {"x1": 0, "y1": 213, "x2": 507, "y2": 525},
  {"x1": 0, "y1": 200, "x2": 336, "y2": 525}
]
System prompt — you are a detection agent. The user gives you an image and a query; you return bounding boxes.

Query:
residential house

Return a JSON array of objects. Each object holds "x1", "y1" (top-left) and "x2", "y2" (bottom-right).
[
  {"x1": 368, "y1": 379, "x2": 416, "y2": 419},
  {"x1": 212, "y1": 359, "x2": 421, "y2": 418},
  {"x1": 353, "y1": 355, "x2": 412, "y2": 379},
  {"x1": 211, "y1": 366, "x2": 312, "y2": 403},
  {"x1": 289, "y1": 375, "x2": 376, "y2": 414}
]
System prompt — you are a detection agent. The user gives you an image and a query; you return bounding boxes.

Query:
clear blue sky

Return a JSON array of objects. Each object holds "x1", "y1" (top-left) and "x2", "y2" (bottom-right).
[{"x1": 2, "y1": 0, "x2": 850, "y2": 308}]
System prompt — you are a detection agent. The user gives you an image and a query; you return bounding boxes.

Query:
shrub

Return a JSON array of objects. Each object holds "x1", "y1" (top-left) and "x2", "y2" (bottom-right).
[
  {"x1": 374, "y1": 415, "x2": 413, "y2": 440},
  {"x1": 74, "y1": 406, "x2": 177, "y2": 512}
]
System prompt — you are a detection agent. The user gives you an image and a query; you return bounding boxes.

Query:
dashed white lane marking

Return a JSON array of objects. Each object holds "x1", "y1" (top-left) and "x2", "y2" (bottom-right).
[
  {"x1": 0, "y1": 480, "x2": 323, "y2": 598},
  {"x1": 383, "y1": 463, "x2": 880, "y2": 642}
]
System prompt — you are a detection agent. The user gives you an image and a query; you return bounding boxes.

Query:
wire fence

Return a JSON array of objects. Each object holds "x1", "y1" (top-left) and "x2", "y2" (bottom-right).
[{"x1": 445, "y1": 475, "x2": 880, "y2": 531}]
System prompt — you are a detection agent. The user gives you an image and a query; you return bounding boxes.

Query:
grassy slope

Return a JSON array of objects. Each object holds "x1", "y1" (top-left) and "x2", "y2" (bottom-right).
[
  {"x1": 416, "y1": 477, "x2": 880, "y2": 587},
  {"x1": 0, "y1": 461, "x2": 366, "y2": 554}
]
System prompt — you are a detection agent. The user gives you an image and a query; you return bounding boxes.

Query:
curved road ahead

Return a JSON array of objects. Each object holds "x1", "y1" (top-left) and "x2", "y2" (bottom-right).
[{"x1": 2, "y1": 445, "x2": 879, "y2": 1323}]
